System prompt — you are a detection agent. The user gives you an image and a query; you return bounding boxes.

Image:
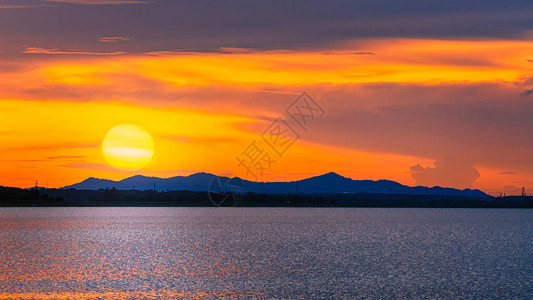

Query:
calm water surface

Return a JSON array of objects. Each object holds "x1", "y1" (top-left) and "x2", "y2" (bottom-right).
[{"x1": 0, "y1": 208, "x2": 531, "y2": 299}]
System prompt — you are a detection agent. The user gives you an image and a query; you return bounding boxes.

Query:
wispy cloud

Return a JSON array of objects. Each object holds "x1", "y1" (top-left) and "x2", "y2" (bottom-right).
[
  {"x1": 162, "y1": 135, "x2": 240, "y2": 145},
  {"x1": 8, "y1": 143, "x2": 98, "y2": 152},
  {"x1": 1, "y1": 1, "x2": 144, "y2": 9},
  {"x1": 216, "y1": 47, "x2": 257, "y2": 54},
  {"x1": 47, "y1": 155, "x2": 86, "y2": 159},
  {"x1": 256, "y1": 90, "x2": 302, "y2": 95},
  {"x1": 62, "y1": 162, "x2": 180, "y2": 174},
  {"x1": 46, "y1": 0, "x2": 148, "y2": 4},
  {"x1": 2, "y1": 159, "x2": 46, "y2": 162},
  {"x1": 145, "y1": 47, "x2": 277, "y2": 56},
  {"x1": 62, "y1": 162, "x2": 120, "y2": 172},
  {"x1": 144, "y1": 50, "x2": 191, "y2": 56},
  {"x1": 0, "y1": 4, "x2": 48, "y2": 9},
  {"x1": 22, "y1": 47, "x2": 126, "y2": 55},
  {"x1": 322, "y1": 51, "x2": 375, "y2": 55},
  {"x1": 98, "y1": 36, "x2": 131, "y2": 43},
  {"x1": 0, "y1": 5, "x2": 29, "y2": 9},
  {"x1": 498, "y1": 171, "x2": 517, "y2": 175}
]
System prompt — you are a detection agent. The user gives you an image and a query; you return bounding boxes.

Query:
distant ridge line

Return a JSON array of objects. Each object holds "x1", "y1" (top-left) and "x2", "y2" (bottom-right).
[{"x1": 62, "y1": 172, "x2": 488, "y2": 198}]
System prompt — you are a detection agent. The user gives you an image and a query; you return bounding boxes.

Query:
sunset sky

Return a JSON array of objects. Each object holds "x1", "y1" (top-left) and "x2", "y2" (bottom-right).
[{"x1": 1, "y1": 0, "x2": 533, "y2": 195}]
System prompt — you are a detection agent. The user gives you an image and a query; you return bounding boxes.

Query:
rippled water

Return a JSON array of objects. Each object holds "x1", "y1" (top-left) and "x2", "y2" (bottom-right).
[{"x1": 0, "y1": 208, "x2": 531, "y2": 299}]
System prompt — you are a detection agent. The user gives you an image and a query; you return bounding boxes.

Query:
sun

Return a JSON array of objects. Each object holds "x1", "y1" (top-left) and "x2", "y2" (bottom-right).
[{"x1": 102, "y1": 124, "x2": 155, "y2": 171}]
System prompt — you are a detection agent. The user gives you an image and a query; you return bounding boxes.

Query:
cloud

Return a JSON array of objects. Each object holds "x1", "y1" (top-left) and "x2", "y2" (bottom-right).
[
  {"x1": 304, "y1": 82, "x2": 533, "y2": 175},
  {"x1": 162, "y1": 135, "x2": 240, "y2": 146},
  {"x1": 47, "y1": 155, "x2": 86, "y2": 159},
  {"x1": 21, "y1": 47, "x2": 125, "y2": 55},
  {"x1": 0, "y1": 5, "x2": 31, "y2": 9},
  {"x1": 521, "y1": 88, "x2": 533, "y2": 96},
  {"x1": 144, "y1": 50, "x2": 193, "y2": 56},
  {"x1": 3, "y1": 159, "x2": 46, "y2": 162},
  {"x1": 145, "y1": 47, "x2": 263, "y2": 56},
  {"x1": 2, "y1": 41, "x2": 533, "y2": 183},
  {"x1": 143, "y1": 49, "x2": 225, "y2": 56},
  {"x1": 46, "y1": 0, "x2": 147, "y2": 4},
  {"x1": 322, "y1": 51, "x2": 375, "y2": 55},
  {"x1": 410, "y1": 158, "x2": 480, "y2": 188},
  {"x1": 216, "y1": 47, "x2": 257, "y2": 54},
  {"x1": 524, "y1": 77, "x2": 533, "y2": 85},
  {"x1": 8, "y1": 143, "x2": 98, "y2": 152},
  {"x1": 528, "y1": 59, "x2": 533, "y2": 63},
  {"x1": 0, "y1": 4, "x2": 47, "y2": 9},
  {"x1": 98, "y1": 36, "x2": 131, "y2": 43},
  {"x1": 0, "y1": 1, "x2": 532, "y2": 54},
  {"x1": 62, "y1": 162, "x2": 120, "y2": 172},
  {"x1": 498, "y1": 171, "x2": 517, "y2": 175}
]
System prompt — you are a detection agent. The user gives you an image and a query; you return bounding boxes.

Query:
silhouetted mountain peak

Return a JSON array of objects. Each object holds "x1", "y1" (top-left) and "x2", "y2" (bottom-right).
[
  {"x1": 122, "y1": 175, "x2": 152, "y2": 181},
  {"x1": 323, "y1": 172, "x2": 344, "y2": 178},
  {"x1": 186, "y1": 172, "x2": 217, "y2": 179},
  {"x1": 303, "y1": 172, "x2": 349, "y2": 183},
  {"x1": 83, "y1": 177, "x2": 111, "y2": 182}
]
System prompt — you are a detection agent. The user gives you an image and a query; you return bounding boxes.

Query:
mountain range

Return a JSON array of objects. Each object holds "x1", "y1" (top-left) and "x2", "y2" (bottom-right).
[{"x1": 62, "y1": 172, "x2": 488, "y2": 198}]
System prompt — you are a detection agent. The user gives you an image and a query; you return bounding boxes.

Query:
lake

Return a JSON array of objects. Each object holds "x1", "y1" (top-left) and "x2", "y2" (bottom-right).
[{"x1": 0, "y1": 208, "x2": 531, "y2": 299}]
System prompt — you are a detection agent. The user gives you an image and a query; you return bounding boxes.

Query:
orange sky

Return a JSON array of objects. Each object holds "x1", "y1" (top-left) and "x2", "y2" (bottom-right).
[{"x1": 2, "y1": 38, "x2": 533, "y2": 195}]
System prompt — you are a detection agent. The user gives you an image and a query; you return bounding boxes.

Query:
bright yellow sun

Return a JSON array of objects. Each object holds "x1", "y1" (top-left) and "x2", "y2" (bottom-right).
[{"x1": 102, "y1": 124, "x2": 154, "y2": 171}]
